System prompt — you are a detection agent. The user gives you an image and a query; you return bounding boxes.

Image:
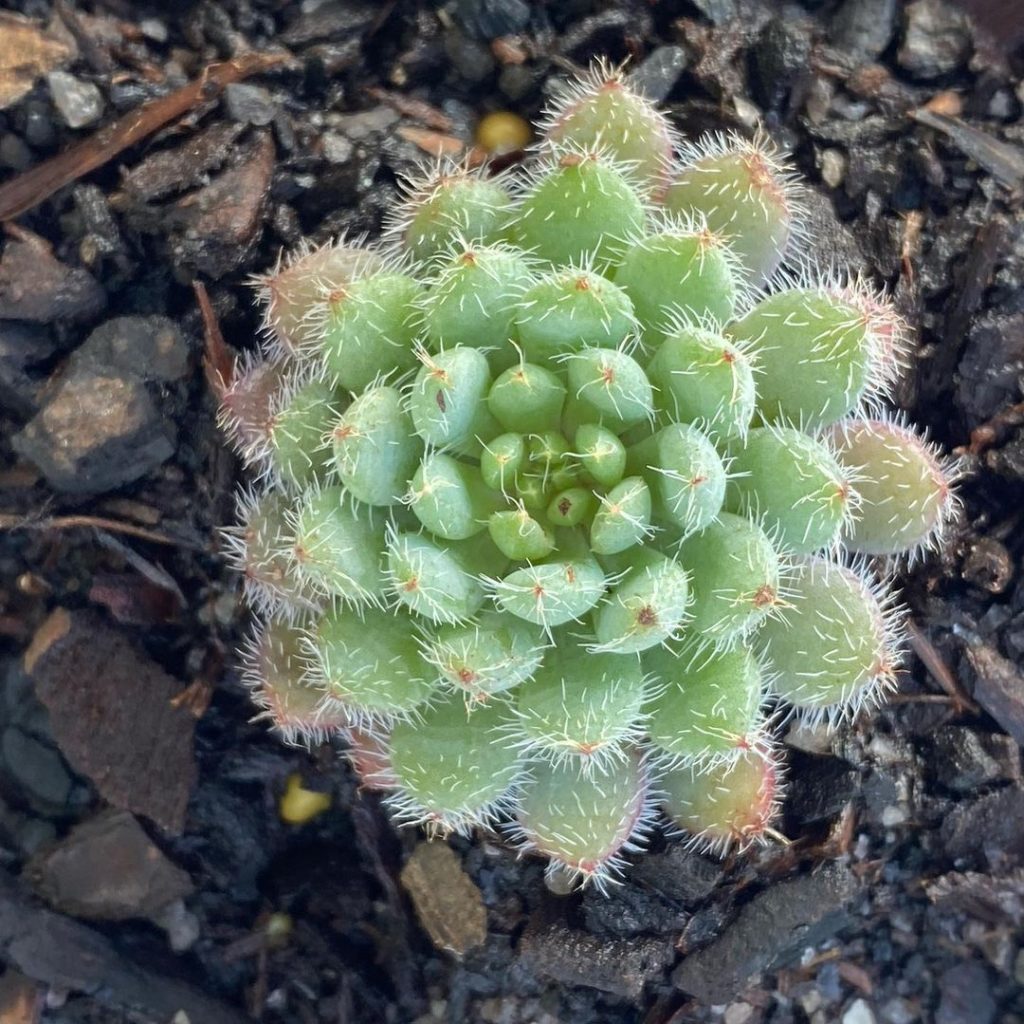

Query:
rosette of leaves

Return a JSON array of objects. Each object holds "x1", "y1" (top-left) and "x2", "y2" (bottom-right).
[{"x1": 218, "y1": 62, "x2": 958, "y2": 891}]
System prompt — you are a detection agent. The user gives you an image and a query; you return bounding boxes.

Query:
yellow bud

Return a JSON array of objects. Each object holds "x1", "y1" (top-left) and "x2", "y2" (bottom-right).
[
  {"x1": 476, "y1": 111, "x2": 531, "y2": 155},
  {"x1": 279, "y1": 773, "x2": 331, "y2": 825},
  {"x1": 264, "y1": 912, "x2": 293, "y2": 948}
]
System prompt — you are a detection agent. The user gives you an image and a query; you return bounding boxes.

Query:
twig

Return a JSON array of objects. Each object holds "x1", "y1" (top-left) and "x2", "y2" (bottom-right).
[
  {"x1": 365, "y1": 86, "x2": 453, "y2": 131},
  {"x1": 0, "y1": 51, "x2": 289, "y2": 222},
  {"x1": 194, "y1": 280, "x2": 234, "y2": 396},
  {"x1": 961, "y1": 398, "x2": 1024, "y2": 455},
  {"x1": 0, "y1": 512, "x2": 199, "y2": 549},
  {"x1": 906, "y1": 618, "x2": 979, "y2": 715}
]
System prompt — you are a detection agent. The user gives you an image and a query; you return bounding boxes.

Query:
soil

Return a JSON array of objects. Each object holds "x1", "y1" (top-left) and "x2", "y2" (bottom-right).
[{"x1": 0, "y1": 1, "x2": 1023, "y2": 1023}]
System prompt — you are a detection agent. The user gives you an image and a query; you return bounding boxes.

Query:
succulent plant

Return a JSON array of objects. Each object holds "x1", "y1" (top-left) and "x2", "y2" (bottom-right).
[{"x1": 218, "y1": 62, "x2": 958, "y2": 891}]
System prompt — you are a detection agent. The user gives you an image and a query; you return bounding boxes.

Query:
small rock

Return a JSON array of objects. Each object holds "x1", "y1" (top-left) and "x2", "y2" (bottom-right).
[
  {"x1": 0, "y1": 133, "x2": 32, "y2": 171},
  {"x1": 801, "y1": 988, "x2": 824, "y2": 1015},
  {"x1": 399, "y1": 842, "x2": 485, "y2": 958},
  {"x1": 988, "y1": 89, "x2": 1015, "y2": 120},
  {"x1": 444, "y1": 30, "x2": 495, "y2": 82},
  {"x1": 0, "y1": 12, "x2": 73, "y2": 111},
  {"x1": 630, "y1": 842, "x2": 724, "y2": 903},
  {"x1": 962, "y1": 537, "x2": 1014, "y2": 593},
  {"x1": 69, "y1": 315, "x2": 189, "y2": 384},
  {"x1": 831, "y1": 0, "x2": 898, "y2": 63},
  {"x1": 171, "y1": 132, "x2": 275, "y2": 278},
  {"x1": 454, "y1": 0, "x2": 530, "y2": 40},
  {"x1": 151, "y1": 897, "x2": 201, "y2": 953},
  {"x1": 751, "y1": 13, "x2": 814, "y2": 112},
  {"x1": 322, "y1": 131, "x2": 354, "y2": 165},
  {"x1": 334, "y1": 105, "x2": 399, "y2": 142},
  {"x1": 844, "y1": 999, "x2": 877, "y2": 1024},
  {"x1": 14, "y1": 817, "x2": 57, "y2": 858},
  {"x1": 961, "y1": 631, "x2": 1024, "y2": 747},
  {"x1": 223, "y1": 83, "x2": 276, "y2": 127},
  {"x1": 936, "y1": 962, "x2": 995, "y2": 1024},
  {"x1": 927, "y1": 726, "x2": 1018, "y2": 792},
  {"x1": 281, "y1": 0, "x2": 377, "y2": 46},
  {"x1": 820, "y1": 148, "x2": 847, "y2": 188},
  {"x1": 29, "y1": 809, "x2": 193, "y2": 921},
  {"x1": 139, "y1": 18, "x2": 168, "y2": 42},
  {"x1": 785, "y1": 751, "x2": 859, "y2": 826},
  {"x1": 46, "y1": 71, "x2": 103, "y2": 129},
  {"x1": 690, "y1": 0, "x2": 737, "y2": 24},
  {"x1": 957, "y1": 311, "x2": 1024, "y2": 428},
  {"x1": 22, "y1": 97, "x2": 57, "y2": 148},
  {"x1": 880, "y1": 997, "x2": 918, "y2": 1024},
  {"x1": 925, "y1": 869, "x2": 1024, "y2": 927},
  {"x1": 897, "y1": 0, "x2": 971, "y2": 79},
  {"x1": 24, "y1": 609, "x2": 197, "y2": 833},
  {"x1": 941, "y1": 787, "x2": 1024, "y2": 870},
  {"x1": 0, "y1": 727, "x2": 73, "y2": 815},
  {"x1": 724, "y1": 1003, "x2": 754, "y2": 1024},
  {"x1": 518, "y1": 917, "x2": 673, "y2": 1000},
  {"x1": 0, "y1": 969, "x2": 41, "y2": 1024},
  {"x1": 0, "y1": 321, "x2": 60, "y2": 417},
  {"x1": 0, "y1": 233, "x2": 105, "y2": 325},
  {"x1": 673, "y1": 865, "x2": 858, "y2": 1004},
  {"x1": 800, "y1": 190, "x2": 868, "y2": 274},
  {"x1": 582, "y1": 882, "x2": 688, "y2": 937},
  {"x1": 12, "y1": 373, "x2": 174, "y2": 494},
  {"x1": 881, "y1": 805, "x2": 908, "y2": 827},
  {"x1": 121, "y1": 120, "x2": 247, "y2": 202},
  {"x1": 498, "y1": 64, "x2": 539, "y2": 102},
  {"x1": 628, "y1": 46, "x2": 689, "y2": 104}
]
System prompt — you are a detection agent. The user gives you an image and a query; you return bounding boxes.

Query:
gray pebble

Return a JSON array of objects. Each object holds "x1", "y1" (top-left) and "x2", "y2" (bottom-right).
[
  {"x1": 0, "y1": 133, "x2": 32, "y2": 171},
  {"x1": 46, "y1": 71, "x2": 104, "y2": 129},
  {"x1": 690, "y1": 0, "x2": 737, "y2": 24},
  {"x1": 455, "y1": 0, "x2": 530, "y2": 40},
  {"x1": 831, "y1": 0, "x2": 898, "y2": 63},
  {"x1": 1, "y1": 727, "x2": 73, "y2": 814},
  {"x1": 628, "y1": 46, "x2": 689, "y2": 104},
  {"x1": 444, "y1": 29, "x2": 495, "y2": 83},
  {"x1": 68, "y1": 315, "x2": 189, "y2": 385},
  {"x1": 322, "y1": 131, "x2": 354, "y2": 164},
  {"x1": 897, "y1": 0, "x2": 971, "y2": 79},
  {"x1": 12, "y1": 373, "x2": 175, "y2": 495},
  {"x1": 223, "y1": 82, "x2": 277, "y2": 127}
]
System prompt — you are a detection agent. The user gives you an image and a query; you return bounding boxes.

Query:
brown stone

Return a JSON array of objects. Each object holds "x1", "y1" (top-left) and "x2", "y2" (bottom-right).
[
  {"x1": 24, "y1": 609, "x2": 197, "y2": 833},
  {"x1": 29, "y1": 809, "x2": 193, "y2": 921},
  {"x1": 171, "y1": 131, "x2": 276, "y2": 278},
  {"x1": 11, "y1": 372, "x2": 174, "y2": 494},
  {"x1": 0, "y1": 12, "x2": 72, "y2": 111},
  {"x1": 400, "y1": 842, "x2": 486, "y2": 957},
  {"x1": 0, "y1": 233, "x2": 104, "y2": 324}
]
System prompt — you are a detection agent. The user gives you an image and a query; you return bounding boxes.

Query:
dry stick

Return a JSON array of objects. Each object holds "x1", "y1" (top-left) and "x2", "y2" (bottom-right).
[
  {"x1": 0, "y1": 51, "x2": 289, "y2": 222},
  {"x1": 906, "y1": 618, "x2": 979, "y2": 715},
  {"x1": 194, "y1": 279, "x2": 235, "y2": 397},
  {"x1": 0, "y1": 512, "x2": 198, "y2": 549}
]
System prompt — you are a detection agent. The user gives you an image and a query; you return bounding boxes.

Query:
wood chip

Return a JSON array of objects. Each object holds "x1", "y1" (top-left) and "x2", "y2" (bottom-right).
[
  {"x1": 399, "y1": 842, "x2": 485, "y2": 958},
  {"x1": 0, "y1": 12, "x2": 72, "y2": 111},
  {"x1": 396, "y1": 125, "x2": 465, "y2": 158},
  {"x1": 0, "y1": 970, "x2": 41, "y2": 1024},
  {"x1": 24, "y1": 608, "x2": 197, "y2": 833},
  {"x1": 911, "y1": 108, "x2": 1024, "y2": 190},
  {"x1": 365, "y1": 86, "x2": 452, "y2": 130},
  {"x1": 959, "y1": 626, "x2": 1024, "y2": 745}
]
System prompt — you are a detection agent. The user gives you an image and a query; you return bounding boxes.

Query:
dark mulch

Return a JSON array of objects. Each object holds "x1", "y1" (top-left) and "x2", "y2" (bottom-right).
[{"x1": 1, "y1": 1, "x2": 1023, "y2": 1022}]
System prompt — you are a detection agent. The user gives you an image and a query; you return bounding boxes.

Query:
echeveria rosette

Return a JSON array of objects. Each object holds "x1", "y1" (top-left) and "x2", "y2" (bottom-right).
[{"x1": 217, "y1": 63, "x2": 958, "y2": 892}]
